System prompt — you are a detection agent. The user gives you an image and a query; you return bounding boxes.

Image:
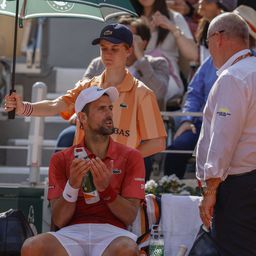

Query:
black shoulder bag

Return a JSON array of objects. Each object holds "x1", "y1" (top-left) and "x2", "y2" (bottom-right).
[
  {"x1": 188, "y1": 225, "x2": 221, "y2": 256},
  {"x1": 0, "y1": 209, "x2": 35, "y2": 256}
]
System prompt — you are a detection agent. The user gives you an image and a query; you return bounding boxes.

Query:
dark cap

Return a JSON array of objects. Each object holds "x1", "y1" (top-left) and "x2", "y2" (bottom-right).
[{"x1": 92, "y1": 23, "x2": 133, "y2": 47}]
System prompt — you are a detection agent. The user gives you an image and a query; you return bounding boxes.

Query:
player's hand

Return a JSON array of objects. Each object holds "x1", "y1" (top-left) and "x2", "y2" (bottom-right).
[
  {"x1": 69, "y1": 158, "x2": 91, "y2": 189},
  {"x1": 4, "y1": 92, "x2": 24, "y2": 115},
  {"x1": 90, "y1": 157, "x2": 114, "y2": 192}
]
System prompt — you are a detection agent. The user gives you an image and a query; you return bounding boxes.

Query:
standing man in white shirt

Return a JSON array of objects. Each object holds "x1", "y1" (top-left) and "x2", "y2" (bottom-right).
[{"x1": 196, "y1": 12, "x2": 256, "y2": 255}]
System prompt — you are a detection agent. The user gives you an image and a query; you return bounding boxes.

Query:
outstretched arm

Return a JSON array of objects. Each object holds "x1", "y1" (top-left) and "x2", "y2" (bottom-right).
[{"x1": 4, "y1": 92, "x2": 67, "y2": 117}]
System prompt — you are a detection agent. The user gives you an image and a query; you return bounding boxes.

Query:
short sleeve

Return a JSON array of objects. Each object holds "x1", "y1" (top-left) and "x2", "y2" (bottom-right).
[
  {"x1": 121, "y1": 149, "x2": 145, "y2": 199},
  {"x1": 59, "y1": 80, "x2": 90, "y2": 120},
  {"x1": 48, "y1": 152, "x2": 68, "y2": 200},
  {"x1": 138, "y1": 91, "x2": 167, "y2": 141}
]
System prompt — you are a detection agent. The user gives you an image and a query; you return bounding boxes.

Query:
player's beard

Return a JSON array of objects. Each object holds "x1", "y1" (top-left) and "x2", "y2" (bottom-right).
[{"x1": 98, "y1": 117, "x2": 114, "y2": 136}]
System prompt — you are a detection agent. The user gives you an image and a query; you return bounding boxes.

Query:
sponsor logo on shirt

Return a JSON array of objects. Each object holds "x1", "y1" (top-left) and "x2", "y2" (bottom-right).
[
  {"x1": 217, "y1": 107, "x2": 231, "y2": 117},
  {"x1": 113, "y1": 127, "x2": 130, "y2": 137},
  {"x1": 120, "y1": 102, "x2": 128, "y2": 109},
  {"x1": 48, "y1": 185, "x2": 55, "y2": 189},
  {"x1": 112, "y1": 169, "x2": 122, "y2": 175}
]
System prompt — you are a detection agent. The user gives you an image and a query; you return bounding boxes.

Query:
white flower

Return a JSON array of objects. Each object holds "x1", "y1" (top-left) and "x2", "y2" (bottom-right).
[
  {"x1": 168, "y1": 174, "x2": 183, "y2": 185},
  {"x1": 145, "y1": 179, "x2": 158, "y2": 190},
  {"x1": 158, "y1": 175, "x2": 168, "y2": 185}
]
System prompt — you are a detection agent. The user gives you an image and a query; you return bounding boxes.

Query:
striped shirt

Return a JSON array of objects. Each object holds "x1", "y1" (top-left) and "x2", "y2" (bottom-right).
[{"x1": 59, "y1": 70, "x2": 166, "y2": 150}]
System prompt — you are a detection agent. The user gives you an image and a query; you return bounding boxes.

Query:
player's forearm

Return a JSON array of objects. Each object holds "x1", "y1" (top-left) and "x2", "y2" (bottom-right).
[
  {"x1": 51, "y1": 197, "x2": 76, "y2": 228},
  {"x1": 29, "y1": 99, "x2": 67, "y2": 116},
  {"x1": 107, "y1": 197, "x2": 140, "y2": 226}
]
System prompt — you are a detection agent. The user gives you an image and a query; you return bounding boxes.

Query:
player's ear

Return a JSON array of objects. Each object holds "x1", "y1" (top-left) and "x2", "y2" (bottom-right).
[{"x1": 77, "y1": 112, "x2": 87, "y2": 126}]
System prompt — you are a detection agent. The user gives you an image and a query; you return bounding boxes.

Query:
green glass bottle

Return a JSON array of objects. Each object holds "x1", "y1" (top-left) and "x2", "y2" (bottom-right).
[
  {"x1": 74, "y1": 147, "x2": 100, "y2": 204},
  {"x1": 149, "y1": 225, "x2": 164, "y2": 256},
  {"x1": 82, "y1": 171, "x2": 100, "y2": 204}
]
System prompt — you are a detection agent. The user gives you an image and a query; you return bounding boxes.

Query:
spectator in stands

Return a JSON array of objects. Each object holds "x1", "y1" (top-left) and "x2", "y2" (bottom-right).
[
  {"x1": 4, "y1": 23, "x2": 167, "y2": 182},
  {"x1": 197, "y1": 12, "x2": 256, "y2": 255},
  {"x1": 196, "y1": 0, "x2": 237, "y2": 64},
  {"x1": 21, "y1": 86, "x2": 145, "y2": 256},
  {"x1": 164, "y1": 4, "x2": 256, "y2": 179},
  {"x1": 166, "y1": 0, "x2": 201, "y2": 38},
  {"x1": 131, "y1": 0, "x2": 198, "y2": 103}
]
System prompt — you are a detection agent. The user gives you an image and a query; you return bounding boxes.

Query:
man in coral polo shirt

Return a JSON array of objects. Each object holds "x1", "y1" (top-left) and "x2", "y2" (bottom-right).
[{"x1": 21, "y1": 86, "x2": 145, "y2": 256}]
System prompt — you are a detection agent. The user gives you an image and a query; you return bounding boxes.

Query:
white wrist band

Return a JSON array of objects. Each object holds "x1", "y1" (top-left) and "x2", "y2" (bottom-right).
[{"x1": 63, "y1": 181, "x2": 79, "y2": 203}]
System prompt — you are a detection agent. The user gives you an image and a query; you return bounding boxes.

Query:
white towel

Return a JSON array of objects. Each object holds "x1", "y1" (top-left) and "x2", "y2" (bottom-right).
[{"x1": 161, "y1": 194, "x2": 202, "y2": 256}]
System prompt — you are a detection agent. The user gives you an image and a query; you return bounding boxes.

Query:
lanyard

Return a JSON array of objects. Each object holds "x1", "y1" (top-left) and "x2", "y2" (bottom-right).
[{"x1": 231, "y1": 51, "x2": 253, "y2": 66}]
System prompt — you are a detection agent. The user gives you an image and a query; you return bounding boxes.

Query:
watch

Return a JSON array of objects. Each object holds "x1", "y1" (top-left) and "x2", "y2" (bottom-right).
[{"x1": 201, "y1": 187, "x2": 217, "y2": 197}]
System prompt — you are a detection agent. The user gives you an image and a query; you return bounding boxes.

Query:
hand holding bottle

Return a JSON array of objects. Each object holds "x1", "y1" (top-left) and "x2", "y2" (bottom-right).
[
  {"x1": 90, "y1": 157, "x2": 114, "y2": 192},
  {"x1": 69, "y1": 157, "x2": 91, "y2": 189}
]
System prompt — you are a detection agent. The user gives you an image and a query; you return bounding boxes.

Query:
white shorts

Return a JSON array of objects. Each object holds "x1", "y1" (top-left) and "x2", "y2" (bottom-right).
[{"x1": 48, "y1": 223, "x2": 137, "y2": 256}]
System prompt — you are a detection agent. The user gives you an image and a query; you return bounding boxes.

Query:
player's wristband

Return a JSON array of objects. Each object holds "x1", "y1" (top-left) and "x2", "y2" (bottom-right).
[
  {"x1": 22, "y1": 102, "x2": 33, "y2": 116},
  {"x1": 99, "y1": 185, "x2": 117, "y2": 203},
  {"x1": 63, "y1": 181, "x2": 79, "y2": 203}
]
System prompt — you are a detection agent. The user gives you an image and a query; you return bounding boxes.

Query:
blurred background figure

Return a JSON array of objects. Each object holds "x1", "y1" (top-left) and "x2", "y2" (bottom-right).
[
  {"x1": 131, "y1": 0, "x2": 198, "y2": 107},
  {"x1": 196, "y1": 0, "x2": 237, "y2": 64},
  {"x1": 166, "y1": 0, "x2": 201, "y2": 37}
]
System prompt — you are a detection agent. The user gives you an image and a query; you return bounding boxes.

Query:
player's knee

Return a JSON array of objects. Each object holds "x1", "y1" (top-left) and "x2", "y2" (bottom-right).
[
  {"x1": 21, "y1": 236, "x2": 46, "y2": 256},
  {"x1": 114, "y1": 237, "x2": 139, "y2": 256},
  {"x1": 21, "y1": 237, "x2": 37, "y2": 256}
]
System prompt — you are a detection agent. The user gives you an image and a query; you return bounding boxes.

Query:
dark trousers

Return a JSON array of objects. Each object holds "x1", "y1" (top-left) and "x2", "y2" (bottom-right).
[
  {"x1": 164, "y1": 121, "x2": 201, "y2": 178},
  {"x1": 211, "y1": 170, "x2": 256, "y2": 256}
]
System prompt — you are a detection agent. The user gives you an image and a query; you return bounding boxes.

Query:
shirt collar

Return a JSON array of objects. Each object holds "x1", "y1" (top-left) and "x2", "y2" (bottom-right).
[
  {"x1": 78, "y1": 137, "x2": 117, "y2": 160},
  {"x1": 93, "y1": 69, "x2": 135, "y2": 92},
  {"x1": 217, "y1": 49, "x2": 251, "y2": 77}
]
